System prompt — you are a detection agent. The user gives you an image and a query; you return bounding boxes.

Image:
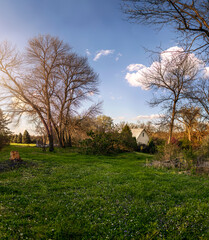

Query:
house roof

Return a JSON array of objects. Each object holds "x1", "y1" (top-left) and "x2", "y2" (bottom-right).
[{"x1": 131, "y1": 128, "x2": 145, "y2": 139}]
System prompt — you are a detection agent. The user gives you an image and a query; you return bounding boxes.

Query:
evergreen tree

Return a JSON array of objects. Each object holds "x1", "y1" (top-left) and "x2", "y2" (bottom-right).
[
  {"x1": 23, "y1": 130, "x2": 31, "y2": 143},
  {"x1": 120, "y1": 124, "x2": 137, "y2": 151},
  {"x1": 17, "y1": 133, "x2": 22, "y2": 143},
  {"x1": 0, "y1": 109, "x2": 11, "y2": 149},
  {"x1": 11, "y1": 135, "x2": 15, "y2": 143},
  {"x1": 14, "y1": 134, "x2": 18, "y2": 143}
]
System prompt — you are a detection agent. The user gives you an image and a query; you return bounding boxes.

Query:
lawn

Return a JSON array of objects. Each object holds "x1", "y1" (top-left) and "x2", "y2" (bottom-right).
[{"x1": 0, "y1": 146, "x2": 209, "y2": 239}]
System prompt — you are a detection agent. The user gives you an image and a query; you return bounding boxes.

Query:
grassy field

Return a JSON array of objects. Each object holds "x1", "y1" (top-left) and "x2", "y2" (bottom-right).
[{"x1": 0, "y1": 146, "x2": 209, "y2": 239}]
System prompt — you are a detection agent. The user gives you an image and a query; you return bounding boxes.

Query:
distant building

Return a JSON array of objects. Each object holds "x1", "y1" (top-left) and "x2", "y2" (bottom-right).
[{"x1": 131, "y1": 128, "x2": 149, "y2": 145}]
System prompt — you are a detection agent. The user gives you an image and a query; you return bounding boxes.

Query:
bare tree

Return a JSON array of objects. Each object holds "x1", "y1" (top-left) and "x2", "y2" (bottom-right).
[
  {"x1": 56, "y1": 102, "x2": 102, "y2": 147},
  {"x1": 0, "y1": 35, "x2": 99, "y2": 151},
  {"x1": 188, "y1": 77, "x2": 209, "y2": 126},
  {"x1": 122, "y1": 0, "x2": 209, "y2": 61},
  {"x1": 141, "y1": 49, "x2": 199, "y2": 143}
]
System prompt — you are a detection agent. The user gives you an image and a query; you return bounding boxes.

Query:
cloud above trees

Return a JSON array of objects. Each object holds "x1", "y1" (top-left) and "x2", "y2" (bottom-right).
[
  {"x1": 135, "y1": 114, "x2": 161, "y2": 120},
  {"x1": 125, "y1": 46, "x2": 206, "y2": 89}
]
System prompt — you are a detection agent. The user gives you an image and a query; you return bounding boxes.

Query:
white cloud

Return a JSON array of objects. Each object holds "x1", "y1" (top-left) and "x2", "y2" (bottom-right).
[
  {"x1": 127, "y1": 64, "x2": 145, "y2": 72},
  {"x1": 125, "y1": 46, "x2": 204, "y2": 90},
  {"x1": 125, "y1": 68, "x2": 149, "y2": 89},
  {"x1": 135, "y1": 114, "x2": 161, "y2": 120},
  {"x1": 115, "y1": 53, "x2": 122, "y2": 61},
  {"x1": 86, "y1": 49, "x2": 91, "y2": 56},
  {"x1": 113, "y1": 116, "x2": 125, "y2": 121},
  {"x1": 204, "y1": 67, "x2": 209, "y2": 78},
  {"x1": 93, "y1": 49, "x2": 115, "y2": 61}
]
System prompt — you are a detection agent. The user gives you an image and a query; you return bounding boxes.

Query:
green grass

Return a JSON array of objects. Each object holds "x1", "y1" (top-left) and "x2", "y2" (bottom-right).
[{"x1": 0, "y1": 146, "x2": 209, "y2": 239}]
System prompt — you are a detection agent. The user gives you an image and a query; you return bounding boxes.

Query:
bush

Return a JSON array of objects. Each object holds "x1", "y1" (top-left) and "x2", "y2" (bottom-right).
[
  {"x1": 79, "y1": 126, "x2": 137, "y2": 155},
  {"x1": 79, "y1": 131, "x2": 120, "y2": 155},
  {"x1": 0, "y1": 134, "x2": 10, "y2": 150},
  {"x1": 141, "y1": 138, "x2": 156, "y2": 154},
  {"x1": 155, "y1": 142, "x2": 180, "y2": 162},
  {"x1": 179, "y1": 138, "x2": 192, "y2": 150}
]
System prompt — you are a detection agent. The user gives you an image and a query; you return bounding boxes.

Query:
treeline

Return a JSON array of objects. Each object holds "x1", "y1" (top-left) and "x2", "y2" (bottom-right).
[{"x1": 10, "y1": 130, "x2": 31, "y2": 144}]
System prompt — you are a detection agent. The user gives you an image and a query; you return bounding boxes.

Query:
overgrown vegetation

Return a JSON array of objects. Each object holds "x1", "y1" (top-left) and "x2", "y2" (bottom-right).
[{"x1": 79, "y1": 124, "x2": 137, "y2": 155}]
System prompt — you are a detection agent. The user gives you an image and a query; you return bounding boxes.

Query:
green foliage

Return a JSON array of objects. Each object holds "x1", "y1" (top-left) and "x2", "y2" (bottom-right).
[
  {"x1": 179, "y1": 138, "x2": 192, "y2": 150},
  {"x1": 12, "y1": 134, "x2": 18, "y2": 143},
  {"x1": 17, "y1": 133, "x2": 23, "y2": 143},
  {"x1": 198, "y1": 135, "x2": 209, "y2": 158},
  {"x1": 120, "y1": 124, "x2": 137, "y2": 151},
  {"x1": 95, "y1": 115, "x2": 114, "y2": 133},
  {"x1": 155, "y1": 142, "x2": 180, "y2": 162},
  {"x1": 143, "y1": 138, "x2": 156, "y2": 154},
  {"x1": 154, "y1": 139, "x2": 198, "y2": 170},
  {"x1": 0, "y1": 109, "x2": 11, "y2": 149},
  {"x1": 80, "y1": 125, "x2": 137, "y2": 155},
  {"x1": 0, "y1": 146, "x2": 209, "y2": 239},
  {"x1": 22, "y1": 130, "x2": 31, "y2": 144},
  {"x1": 80, "y1": 130, "x2": 120, "y2": 155}
]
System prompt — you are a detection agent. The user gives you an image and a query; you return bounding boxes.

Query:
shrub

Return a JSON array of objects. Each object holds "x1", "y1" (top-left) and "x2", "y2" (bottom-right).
[
  {"x1": 79, "y1": 125, "x2": 137, "y2": 155},
  {"x1": 79, "y1": 131, "x2": 120, "y2": 155},
  {"x1": 156, "y1": 142, "x2": 180, "y2": 162},
  {"x1": 0, "y1": 134, "x2": 10, "y2": 150},
  {"x1": 179, "y1": 138, "x2": 192, "y2": 150},
  {"x1": 141, "y1": 138, "x2": 156, "y2": 154}
]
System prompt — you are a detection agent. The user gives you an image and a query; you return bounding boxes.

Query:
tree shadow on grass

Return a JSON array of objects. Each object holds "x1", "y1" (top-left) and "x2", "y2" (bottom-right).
[{"x1": 0, "y1": 160, "x2": 36, "y2": 173}]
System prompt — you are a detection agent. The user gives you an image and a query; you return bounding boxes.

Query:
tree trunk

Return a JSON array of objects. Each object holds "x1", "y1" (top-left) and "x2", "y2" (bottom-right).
[
  {"x1": 48, "y1": 134, "x2": 54, "y2": 152},
  {"x1": 188, "y1": 126, "x2": 192, "y2": 142},
  {"x1": 168, "y1": 100, "x2": 177, "y2": 144},
  {"x1": 67, "y1": 134, "x2": 72, "y2": 147}
]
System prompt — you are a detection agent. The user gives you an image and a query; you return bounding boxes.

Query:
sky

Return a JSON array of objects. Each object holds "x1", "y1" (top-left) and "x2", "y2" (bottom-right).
[{"x1": 0, "y1": 0, "x2": 179, "y2": 133}]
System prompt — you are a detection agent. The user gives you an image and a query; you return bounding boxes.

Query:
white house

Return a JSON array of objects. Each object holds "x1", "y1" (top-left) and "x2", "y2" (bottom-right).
[{"x1": 131, "y1": 128, "x2": 149, "y2": 145}]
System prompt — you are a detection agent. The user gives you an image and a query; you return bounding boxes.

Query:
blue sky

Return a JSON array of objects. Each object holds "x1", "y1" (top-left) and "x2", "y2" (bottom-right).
[{"x1": 0, "y1": 0, "x2": 178, "y2": 133}]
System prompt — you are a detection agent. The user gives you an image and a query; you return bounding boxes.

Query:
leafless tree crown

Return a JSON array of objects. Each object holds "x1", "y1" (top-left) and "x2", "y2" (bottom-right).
[
  {"x1": 0, "y1": 35, "x2": 100, "y2": 151},
  {"x1": 122, "y1": 0, "x2": 209, "y2": 59}
]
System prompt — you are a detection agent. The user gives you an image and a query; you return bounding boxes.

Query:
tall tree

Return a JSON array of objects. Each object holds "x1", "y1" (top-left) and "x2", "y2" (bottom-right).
[
  {"x1": 13, "y1": 134, "x2": 18, "y2": 143},
  {"x1": 188, "y1": 77, "x2": 209, "y2": 133},
  {"x1": 138, "y1": 48, "x2": 199, "y2": 143},
  {"x1": 17, "y1": 133, "x2": 22, "y2": 143},
  {"x1": 122, "y1": 0, "x2": 209, "y2": 61},
  {"x1": 22, "y1": 130, "x2": 31, "y2": 144},
  {"x1": 0, "y1": 35, "x2": 99, "y2": 151},
  {"x1": 0, "y1": 109, "x2": 11, "y2": 149},
  {"x1": 95, "y1": 115, "x2": 114, "y2": 133}
]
